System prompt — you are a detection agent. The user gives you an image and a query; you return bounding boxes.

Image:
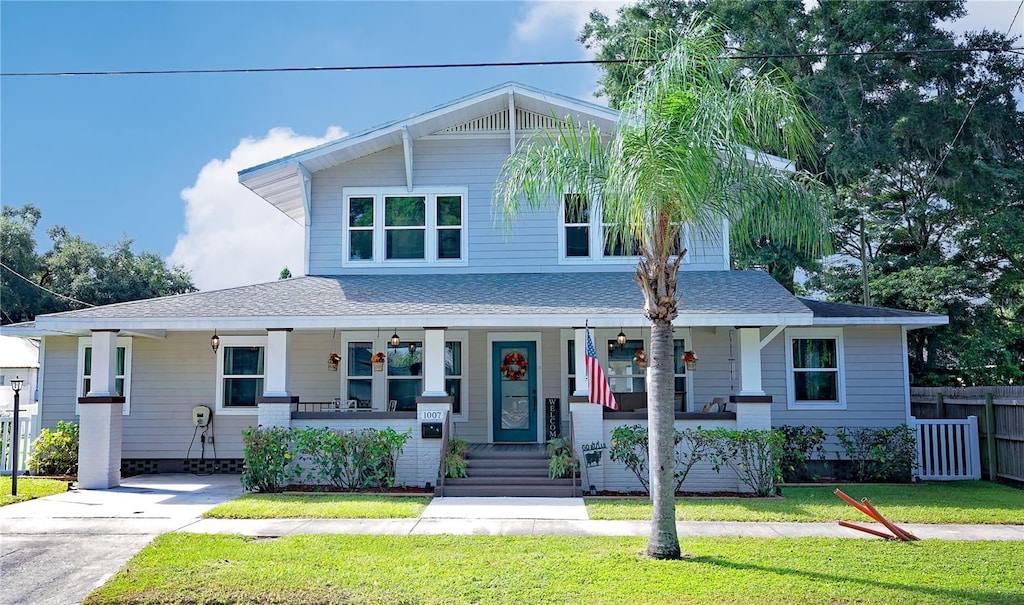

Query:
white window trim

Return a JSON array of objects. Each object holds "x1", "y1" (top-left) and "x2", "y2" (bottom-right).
[
  {"x1": 444, "y1": 331, "x2": 469, "y2": 422},
  {"x1": 340, "y1": 330, "x2": 468, "y2": 420},
  {"x1": 557, "y1": 196, "x2": 670, "y2": 265},
  {"x1": 785, "y1": 327, "x2": 847, "y2": 410},
  {"x1": 76, "y1": 337, "x2": 132, "y2": 416},
  {"x1": 216, "y1": 335, "x2": 267, "y2": 415},
  {"x1": 342, "y1": 186, "x2": 469, "y2": 268}
]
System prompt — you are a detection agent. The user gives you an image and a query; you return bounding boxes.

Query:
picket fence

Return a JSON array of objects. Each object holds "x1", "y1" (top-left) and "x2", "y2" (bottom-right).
[
  {"x1": 0, "y1": 415, "x2": 35, "y2": 475},
  {"x1": 911, "y1": 387, "x2": 1024, "y2": 484}
]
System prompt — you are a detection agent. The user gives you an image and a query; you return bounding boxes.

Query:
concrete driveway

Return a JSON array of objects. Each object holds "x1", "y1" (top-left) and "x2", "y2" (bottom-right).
[{"x1": 0, "y1": 473, "x2": 243, "y2": 605}]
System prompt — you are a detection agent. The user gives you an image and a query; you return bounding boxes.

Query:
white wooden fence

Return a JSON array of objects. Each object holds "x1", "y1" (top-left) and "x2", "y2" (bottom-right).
[
  {"x1": 1, "y1": 415, "x2": 35, "y2": 475},
  {"x1": 912, "y1": 416, "x2": 981, "y2": 481}
]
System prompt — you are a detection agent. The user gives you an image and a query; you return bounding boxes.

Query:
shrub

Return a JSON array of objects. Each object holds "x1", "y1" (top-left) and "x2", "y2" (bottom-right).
[
  {"x1": 293, "y1": 427, "x2": 411, "y2": 490},
  {"x1": 835, "y1": 424, "x2": 918, "y2": 483},
  {"x1": 777, "y1": 425, "x2": 827, "y2": 482},
  {"x1": 241, "y1": 426, "x2": 300, "y2": 493},
  {"x1": 444, "y1": 438, "x2": 468, "y2": 479},
  {"x1": 704, "y1": 428, "x2": 783, "y2": 497},
  {"x1": 608, "y1": 424, "x2": 714, "y2": 494},
  {"x1": 360, "y1": 427, "x2": 411, "y2": 489},
  {"x1": 27, "y1": 421, "x2": 79, "y2": 476},
  {"x1": 547, "y1": 437, "x2": 578, "y2": 479}
]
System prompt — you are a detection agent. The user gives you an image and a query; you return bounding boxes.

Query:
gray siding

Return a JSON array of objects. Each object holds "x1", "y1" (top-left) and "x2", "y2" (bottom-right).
[
  {"x1": 769, "y1": 326, "x2": 908, "y2": 429},
  {"x1": 307, "y1": 136, "x2": 728, "y2": 275}
]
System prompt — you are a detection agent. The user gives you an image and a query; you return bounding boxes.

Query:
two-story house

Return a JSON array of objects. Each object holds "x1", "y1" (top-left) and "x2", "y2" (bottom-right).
[{"x1": 10, "y1": 82, "x2": 946, "y2": 494}]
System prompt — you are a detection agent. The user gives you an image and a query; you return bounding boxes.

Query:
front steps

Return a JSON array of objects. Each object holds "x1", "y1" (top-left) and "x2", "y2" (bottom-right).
[{"x1": 439, "y1": 445, "x2": 580, "y2": 497}]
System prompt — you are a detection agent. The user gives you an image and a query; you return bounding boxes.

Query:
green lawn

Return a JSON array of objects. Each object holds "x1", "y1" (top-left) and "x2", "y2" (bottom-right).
[
  {"x1": 85, "y1": 533, "x2": 1024, "y2": 605},
  {"x1": 203, "y1": 493, "x2": 432, "y2": 519},
  {"x1": 587, "y1": 482, "x2": 1024, "y2": 524},
  {"x1": 0, "y1": 476, "x2": 69, "y2": 505}
]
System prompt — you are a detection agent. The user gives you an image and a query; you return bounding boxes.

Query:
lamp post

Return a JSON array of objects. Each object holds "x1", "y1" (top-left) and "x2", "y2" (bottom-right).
[{"x1": 10, "y1": 376, "x2": 23, "y2": 496}]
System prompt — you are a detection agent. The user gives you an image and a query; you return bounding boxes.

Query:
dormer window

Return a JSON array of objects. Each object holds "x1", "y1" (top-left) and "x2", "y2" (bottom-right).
[{"x1": 343, "y1": 187, "x2": 467, "y2": 267}]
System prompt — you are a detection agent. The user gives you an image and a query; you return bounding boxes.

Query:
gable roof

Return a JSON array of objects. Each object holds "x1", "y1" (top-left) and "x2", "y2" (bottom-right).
[{"x1": 237, "y1": 82, "x2": 620, "y2": 225}]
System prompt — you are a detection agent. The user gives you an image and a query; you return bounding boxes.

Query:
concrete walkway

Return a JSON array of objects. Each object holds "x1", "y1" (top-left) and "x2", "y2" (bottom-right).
[
  {"x1": 0, "y1": 474, "x2": 243, "y2": 605},
  {"x1": 3, "y1": 475, "x2": 1024, "y2": 605}
]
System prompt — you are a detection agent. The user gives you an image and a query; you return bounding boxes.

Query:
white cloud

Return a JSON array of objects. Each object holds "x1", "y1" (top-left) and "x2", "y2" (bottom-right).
[
  {"x1": 169, "y1": 126, "x2": 346, "y2": 291},
  {"x1": 514, "y1": 1, "x2": 631, "y2": 51}
]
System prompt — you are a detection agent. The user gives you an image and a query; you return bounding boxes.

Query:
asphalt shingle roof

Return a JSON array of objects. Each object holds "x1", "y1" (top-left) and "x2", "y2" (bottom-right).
[
  {"x1": 40, "y1": 271, "x2": 807, "y2": 321},
  {"x1": 797, "y1": 297, "x2": 944, "y2": 320}
]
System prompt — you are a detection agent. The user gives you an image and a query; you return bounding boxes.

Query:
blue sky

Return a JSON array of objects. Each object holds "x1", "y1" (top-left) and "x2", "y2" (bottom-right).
[{"x1": 2, "y1": 1, "x2": 1021, "y2": 290}]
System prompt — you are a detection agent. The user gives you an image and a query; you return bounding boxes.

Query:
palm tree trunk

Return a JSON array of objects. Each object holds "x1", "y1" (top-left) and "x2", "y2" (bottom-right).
[{"x1": 646, "y1": 318, "x2": 681, "y2": 559}]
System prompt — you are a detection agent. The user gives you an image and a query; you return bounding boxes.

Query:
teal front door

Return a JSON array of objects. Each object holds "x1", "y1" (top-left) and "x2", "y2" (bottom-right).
[{"x1": 492, "y1": 341, "x2": 538, "y2": 443}]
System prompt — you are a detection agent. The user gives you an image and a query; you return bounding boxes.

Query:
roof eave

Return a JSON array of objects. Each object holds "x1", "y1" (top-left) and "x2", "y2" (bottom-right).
[{"x1": 812, "y1": 316, "x2": 949, "y2": 328}]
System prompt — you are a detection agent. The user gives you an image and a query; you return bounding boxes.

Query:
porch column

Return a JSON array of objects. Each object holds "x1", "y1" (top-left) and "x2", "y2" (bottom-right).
[
  {"x1": 421, "y1": 328, "x2": 447, "y2": 397},
  {"x1": 572, "y1": 328, "x2": 590, "y2": 399},
  {"x1": 737, "y1": 327, "x2": 764, "y2": 396},
  {"x1": 258, "y1": 328, "x2": 296, "y2": 428},
  {"x1": 78, "y1": 329, "x2": 124, "y2": 489}
]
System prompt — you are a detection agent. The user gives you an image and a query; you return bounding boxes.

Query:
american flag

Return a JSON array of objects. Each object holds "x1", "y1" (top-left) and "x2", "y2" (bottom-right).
[{"x1": 585, "y1": 326, "x2": 618, "y2": 410}]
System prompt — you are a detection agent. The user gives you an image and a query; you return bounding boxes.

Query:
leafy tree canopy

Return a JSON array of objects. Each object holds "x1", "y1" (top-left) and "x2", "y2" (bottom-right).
[
  {"x1": 1, "y1": 204, "x2": 196, "y2": 324},
  {"x1": 580, "y1": 0, "x2": 1024, "y2": 384}
]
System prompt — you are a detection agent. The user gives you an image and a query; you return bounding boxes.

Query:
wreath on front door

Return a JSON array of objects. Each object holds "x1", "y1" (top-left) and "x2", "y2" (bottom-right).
[{"x1": 500, "y1": 352, "x2": 528, "y2": 381}]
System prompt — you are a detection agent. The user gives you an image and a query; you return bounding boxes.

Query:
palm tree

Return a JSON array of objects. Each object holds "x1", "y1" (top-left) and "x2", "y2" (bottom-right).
[{"x1": 495, "y1": 17, "x2": 831, "y2": 559}]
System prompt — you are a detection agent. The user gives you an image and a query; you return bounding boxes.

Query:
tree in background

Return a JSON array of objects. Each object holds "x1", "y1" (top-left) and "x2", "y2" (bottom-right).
[
  {"x1": 581, "y1": 0, "x2": 1024, "y2": 384},
  {"x1": 497, "y1": 19, "x2": 829, "y2": 558},
  {"x1": 0, "y1": 204, "x2": 196, "y2": 323}
]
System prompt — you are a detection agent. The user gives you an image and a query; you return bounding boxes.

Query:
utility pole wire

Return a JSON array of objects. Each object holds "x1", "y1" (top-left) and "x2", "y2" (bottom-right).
[
  {"x1": 0, "y1": 261, "x2": 96, "y2": 308},
  {"x1": 2, "y1": 46, "x2": 1021, "y2": 77}
]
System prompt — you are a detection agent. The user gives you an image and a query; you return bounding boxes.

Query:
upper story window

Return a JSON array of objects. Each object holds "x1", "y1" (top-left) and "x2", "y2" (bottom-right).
[
  {"x1": 785, "y1": 328, "x2": 846, "y2": 410},
  {"x1": 343, "y1": 187, "x2": 467, "y2": 267},
  {"x1": 77, "y1": 337, "x2": 132, "y2": 415},
  {"x1": 560, "y1": 194, "x2": 641, "y2": 263}
]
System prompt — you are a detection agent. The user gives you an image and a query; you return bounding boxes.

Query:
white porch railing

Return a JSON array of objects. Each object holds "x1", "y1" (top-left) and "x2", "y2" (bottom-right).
[
  {"x1": 913, "y1": 416, "x2": 981, "y2": 481},
  {"x1": 1, "y1": 415, "x2": 36, "y2": 475}
]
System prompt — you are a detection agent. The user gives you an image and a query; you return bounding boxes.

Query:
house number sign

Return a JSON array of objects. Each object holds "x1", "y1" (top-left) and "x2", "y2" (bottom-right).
[{"x1": 419, "y1": 410, "x2": 446, "y2": 421}]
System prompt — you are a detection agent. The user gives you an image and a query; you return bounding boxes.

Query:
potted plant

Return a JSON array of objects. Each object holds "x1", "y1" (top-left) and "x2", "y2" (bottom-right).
[
  {"x1": 371, "y1": 352, "x2": 386, "y2": 372},
  {"x1": 683, "y1": 350, "x2": 698, "y2": 371},
  {"x1": 633, "y1": 349, "x2": 647, "y2": 370},
  {"x1": 328, "y1": 353, "x2": 341, "y2": 371}
]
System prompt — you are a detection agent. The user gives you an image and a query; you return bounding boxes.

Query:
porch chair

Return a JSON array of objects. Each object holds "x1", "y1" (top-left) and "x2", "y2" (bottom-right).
[{"x1": 700, "y1": 396, "x2": 726, "y2": 413}]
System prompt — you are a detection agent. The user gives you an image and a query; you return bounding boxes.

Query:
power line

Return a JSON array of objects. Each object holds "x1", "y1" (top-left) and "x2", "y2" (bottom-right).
[
  {"x1": 0, "y1": 261, "x2": 96, "y2": 308},
  {"x1": 2, "y1": 46, "x2": 1021, "y2": 78},
  {"x1": 928, "y1": 0, "x2": 1024, "y2": 186}
]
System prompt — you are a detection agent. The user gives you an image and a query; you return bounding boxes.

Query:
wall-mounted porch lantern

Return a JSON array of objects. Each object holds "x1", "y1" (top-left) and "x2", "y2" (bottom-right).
[{"x1": 210, "y1": 330, "x2": 220, "y2": 353}]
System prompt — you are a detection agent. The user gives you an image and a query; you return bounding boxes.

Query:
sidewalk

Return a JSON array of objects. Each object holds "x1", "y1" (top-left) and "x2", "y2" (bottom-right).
[
  {"x1": 3, "y1": 476, "x2": 1024, "y2": 605},
  {"x1": 179, "y1": 496, "x2": 1024, "y2": 541}
]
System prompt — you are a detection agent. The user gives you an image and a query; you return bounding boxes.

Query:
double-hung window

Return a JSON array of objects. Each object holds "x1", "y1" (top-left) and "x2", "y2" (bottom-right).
[
  {"x1": 76, "y1": 337, "x2": 132, "y2": 415},
  {"x1": 786, "y1": 328, "x2": 846, "y2": 409},
  {"x1": 560, "y1": 194, "x2": 641, "y2": 262},
  {"x1": 344, "y1": 187, "x2": 467, "y2": 266},
  {"x1": 217, "y1": 336, "x2": 266, "y2": 412}
]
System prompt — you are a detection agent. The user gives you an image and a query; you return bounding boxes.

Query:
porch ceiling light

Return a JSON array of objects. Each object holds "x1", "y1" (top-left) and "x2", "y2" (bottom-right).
[
  {"x1": 390, "y1": 330, "x2": 401, "y2": 348},
  {"x1": 210, "y1": 330, "x2": 220, "y2": 353},
  {"x1": 617, "y1": 329, "x2": 627, "y2": 346}
]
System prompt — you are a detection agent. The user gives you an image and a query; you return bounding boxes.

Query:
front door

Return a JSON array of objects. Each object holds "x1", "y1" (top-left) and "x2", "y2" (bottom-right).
[{"x1": 492, "y1": 341, "x2": 537, "y2": 443}]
